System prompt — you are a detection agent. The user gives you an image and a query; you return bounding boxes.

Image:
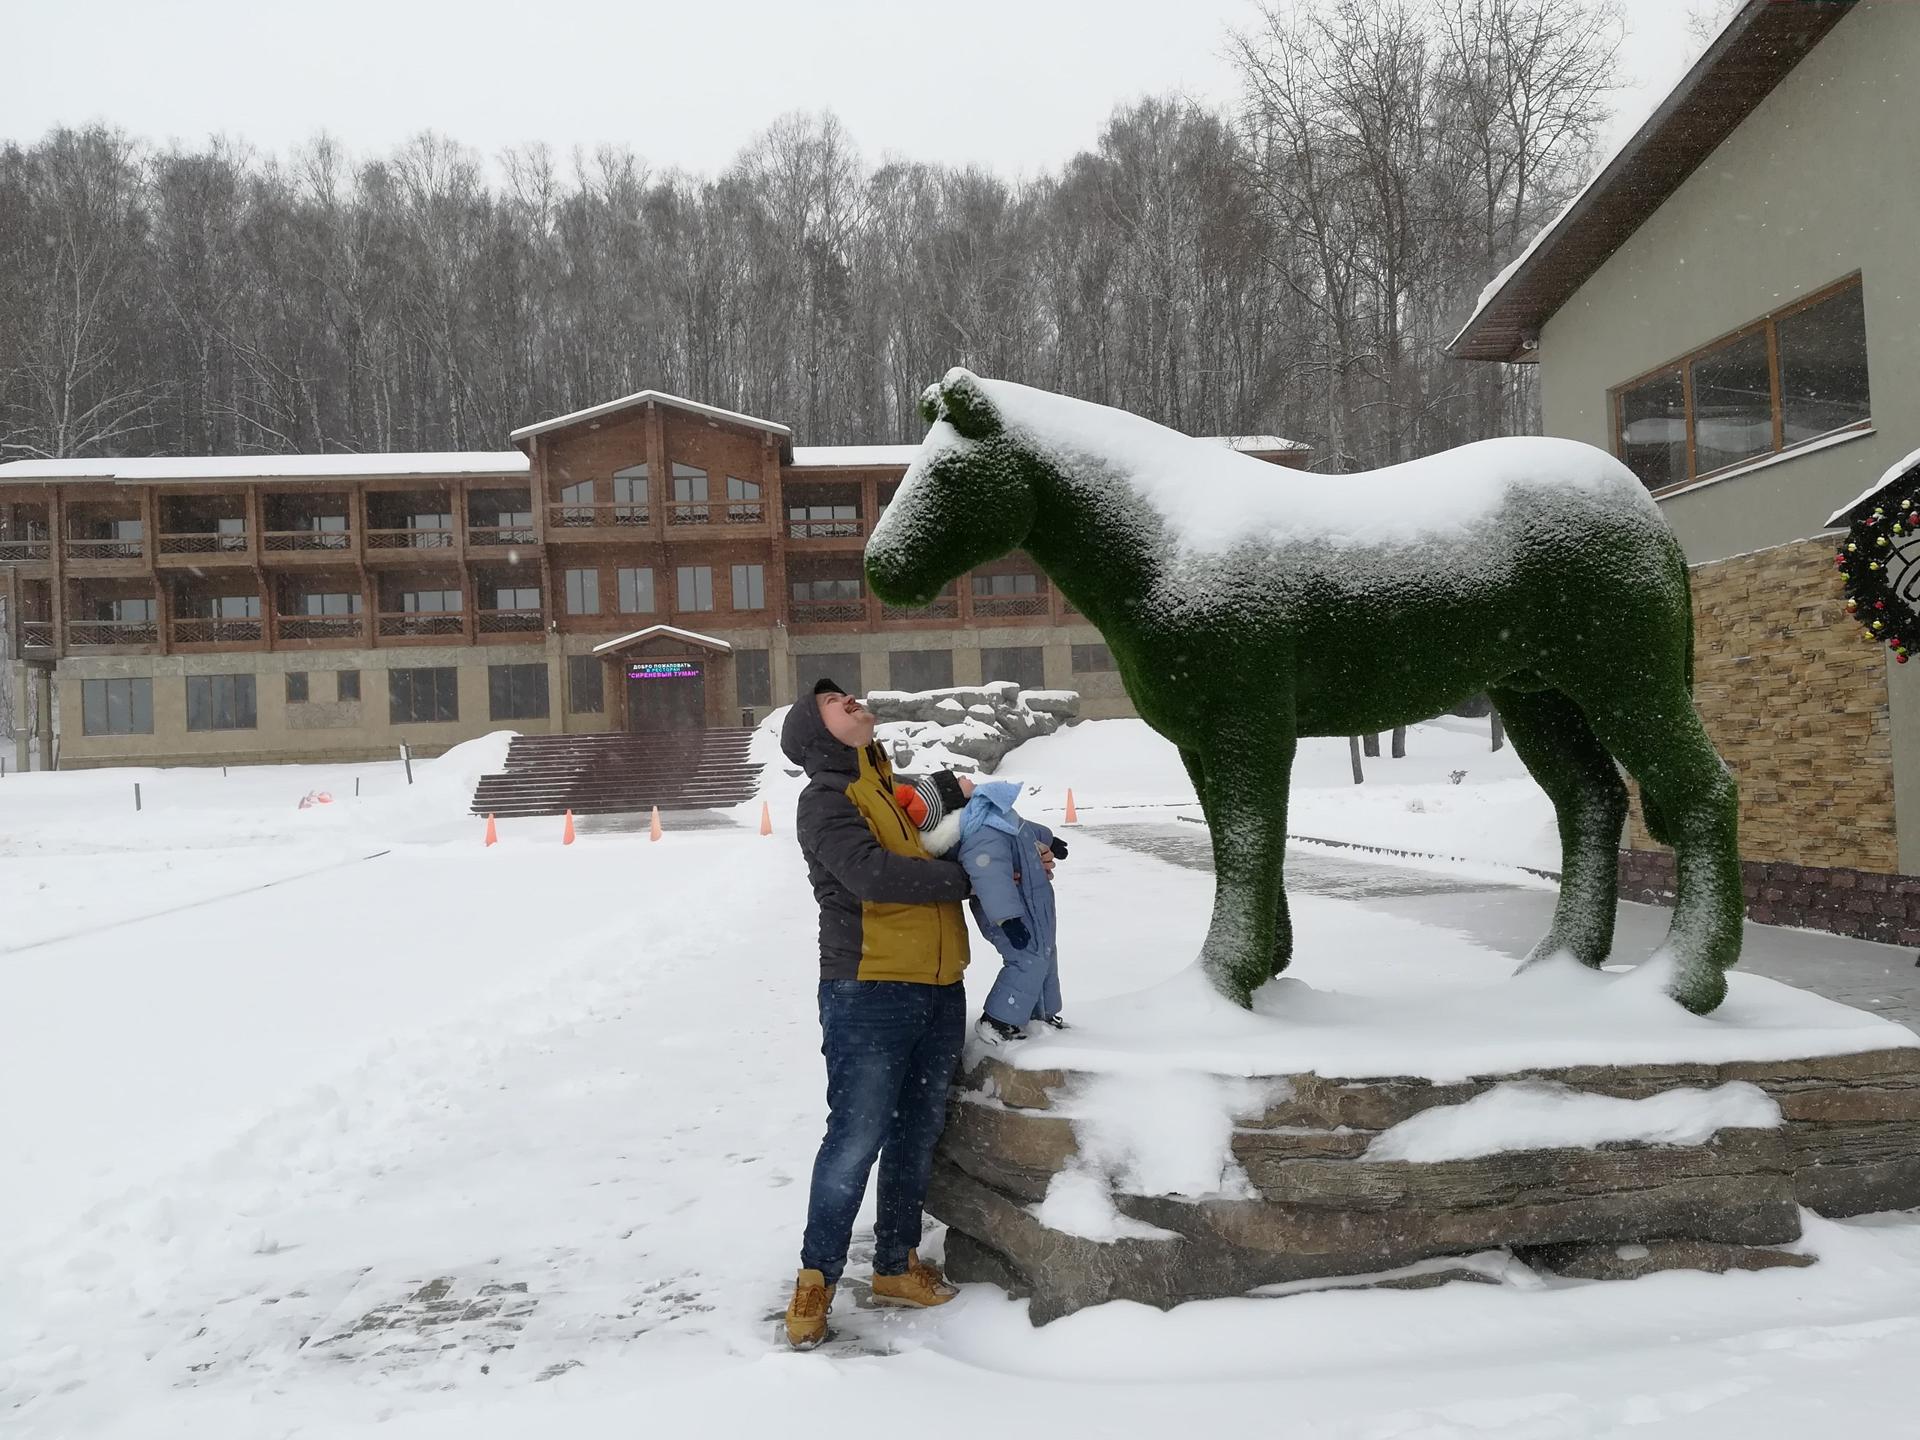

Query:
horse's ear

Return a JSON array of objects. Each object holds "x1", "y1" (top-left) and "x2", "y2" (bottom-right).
[
  {"x1": 939, "y1": 369, "x2": 1001, "y2": 441},
  {"x1": 917, "y1": 383, "x2": 943, "y2": 426}
]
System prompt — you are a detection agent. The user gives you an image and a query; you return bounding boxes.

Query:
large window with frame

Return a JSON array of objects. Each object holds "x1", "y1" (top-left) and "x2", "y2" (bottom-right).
[
  {"x1": 488, "y1": 663, "x2": 550, "y2": 721},
  {"x1": 677, "y1": 565, "x2": 714, "y2": 611},
  {"x1": 1612, "y1": 276, "x2": 1870, "y2": 492},
  {"x1": 186, "y1": 673, "x2": 257, "y2": 731},
  {"x1": 389, "y1": 667, "x2": 458, "y2": 725},
  {"x1": 730, "y1": 564, "x2": 766, "y2": 610},
  {"x1": 617, "y1": 566, "x2": 655, "y2": 614},
  {"x1": 82, "y1": 677, "x2": 153, "y2": 736},
  {"x1": 565, "y1": 568, "x2": 600, "y2": 615},
  {"x1": 735, "y1": 648, "x2": 771, "y2": 708},
  {"x1": 568, "y1": 654, "x2": 605, "y2": 713},
  {"x1": 890, "y1": 649, "x2": 953, "y2": 692}
]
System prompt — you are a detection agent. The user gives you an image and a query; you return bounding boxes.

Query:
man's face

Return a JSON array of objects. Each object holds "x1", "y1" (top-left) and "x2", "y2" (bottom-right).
[{"x1": 816, "y1": 691, "x2": 876, "y2": 748}]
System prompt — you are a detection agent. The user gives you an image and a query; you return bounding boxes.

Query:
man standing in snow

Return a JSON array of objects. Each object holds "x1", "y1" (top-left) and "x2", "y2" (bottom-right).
[{"x1": 778, "y1": 678, "x2": 973, "y2": 1349}]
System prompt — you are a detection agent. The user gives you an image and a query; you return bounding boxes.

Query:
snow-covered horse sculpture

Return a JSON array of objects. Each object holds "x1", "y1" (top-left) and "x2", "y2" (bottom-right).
[{"x1": 866, "y1": 369, "x2": 1741, "y2": 1014}]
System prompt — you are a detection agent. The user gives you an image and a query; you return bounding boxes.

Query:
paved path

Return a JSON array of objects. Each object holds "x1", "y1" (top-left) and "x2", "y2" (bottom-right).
[{"x1": 1092, "y1": 821, "x2": 1920, "y2": 1033}]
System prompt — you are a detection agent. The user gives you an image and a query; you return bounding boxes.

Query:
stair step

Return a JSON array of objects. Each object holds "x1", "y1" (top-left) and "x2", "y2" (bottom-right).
[{"x1": 472, "y1": 729, "x2": 766, "y2": 817}]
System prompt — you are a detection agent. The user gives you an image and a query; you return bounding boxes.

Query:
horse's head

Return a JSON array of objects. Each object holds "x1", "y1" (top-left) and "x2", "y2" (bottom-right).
[{"x1": 865, "y1": 368, "x2": 1037, "y2": 606}]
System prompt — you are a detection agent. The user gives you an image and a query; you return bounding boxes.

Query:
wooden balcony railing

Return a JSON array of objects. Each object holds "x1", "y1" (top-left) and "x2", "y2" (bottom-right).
[
  {"x1": 972, "y1": 593, "x2": 1049, "y2": 619},
  {"x1": 477, "y1": 608, "x2": 544, "y2": 634},
  {"x1": 171, "y1": 615, "x2": 265, "y2": 644},
  {"x1": 467, "y1": 525, "x2": 537, "y2": 548},
  {"x1": 377, "y1": 611, "x2": 464, "y2": 638},
  {"x1": 65, "y1": 537, "x2": 144, "y2": 561},
  {"x1": 68, "y1": 619, "x2": 159, "y2": 646},
  {"x1": 788, "y1": 519, "x2": 864, "y2": 539},
  {"x1": 263, "y1": 530, "x2": 353, "y2": 553},
  {"x1": 882, "y1": 597, "x2": 959, "y2": 622},
  {"x1": 366, "y1": 527, "x2": 456, "y2": 551},
  {"x1": 0, "y1": 537, "x2": 52, "y2": 562},
  {"x1": 547, "y1": 503, "x2": 649, "y2": 530},
  {"x1": 159, "y1": 531, "x2": 250, "y2": 556},
  {"x1": 790, "y1": 597, "x2": 868, "y2": 625},
  {"x1": 276, "y1": 615, "x2": 365, "y2": 642},
  {"x1": 20, "y1": 621, "x2": 54, "y2": 649},
  {"x1": 724, "y1": 502, "x2": 767, "y2": 524},
  {"x1": 667, "y1": 502, "x2": 711, "y2": 526}
]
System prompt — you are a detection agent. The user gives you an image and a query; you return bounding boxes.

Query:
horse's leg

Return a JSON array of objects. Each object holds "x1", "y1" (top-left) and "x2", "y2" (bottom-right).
[
  {"x1": 1179, "y1": 746, "x2": 1208, "y2": 821},
  {"x1": 1566, "y1": 684, "x2": 1741, "y2": 1014},
  {"x1": 1195, "y1": 722, "x2": 1295, "y2": 1006},
  {"x1": 1486, "y1": 685, "x2": 1626, "y2": 970}
]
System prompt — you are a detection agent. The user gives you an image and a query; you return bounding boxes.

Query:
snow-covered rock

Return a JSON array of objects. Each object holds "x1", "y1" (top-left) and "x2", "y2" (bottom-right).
[{"x1": 867, "y1": 685, "x2": 1082, "y2": 774}]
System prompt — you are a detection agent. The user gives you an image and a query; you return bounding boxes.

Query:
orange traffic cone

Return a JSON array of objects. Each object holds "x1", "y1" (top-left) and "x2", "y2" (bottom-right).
[
  {"x1": 562, "y1": 809, "x2": 576, "y2": 846},
  {"x1": 649, "y1": 805, "x2": 663, "y2": 842},
  {"x1": 1064, "y1": 788, "x2": 1079, "y2": 825},
  {"x1": 759, "y1": 801, "x2": 773, "y2": 836},
  {"x1": 484, "y1": 813, "x2": 498, "y2": 847}
]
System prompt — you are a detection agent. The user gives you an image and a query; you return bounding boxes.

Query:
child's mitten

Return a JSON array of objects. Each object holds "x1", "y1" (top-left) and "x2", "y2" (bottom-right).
[{"x1": 1001, "y1": 918, "x2": 1033, "y2": 951}]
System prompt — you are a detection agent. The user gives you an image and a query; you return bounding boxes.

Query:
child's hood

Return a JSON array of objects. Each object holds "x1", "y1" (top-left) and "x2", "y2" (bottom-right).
[{"x1": 922, "y1": 779, "x2": 1025, "y2": 857}]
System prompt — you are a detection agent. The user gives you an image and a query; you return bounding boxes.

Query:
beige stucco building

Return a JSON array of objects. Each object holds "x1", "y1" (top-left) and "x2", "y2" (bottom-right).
[{"x1": 1452, "y1": 0, "x2": 1920, "y2": 935}]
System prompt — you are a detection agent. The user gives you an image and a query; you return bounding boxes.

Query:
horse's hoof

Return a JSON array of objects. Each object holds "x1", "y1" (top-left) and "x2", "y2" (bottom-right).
[{"x1": 1667, "y1": 963, "x2": 1730, "y2": 1017}]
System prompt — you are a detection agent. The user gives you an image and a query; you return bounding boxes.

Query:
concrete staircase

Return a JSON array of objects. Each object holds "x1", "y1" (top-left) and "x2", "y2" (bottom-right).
[{"x1": 470, "y1": 731, "x2": 762, "y2": 818}]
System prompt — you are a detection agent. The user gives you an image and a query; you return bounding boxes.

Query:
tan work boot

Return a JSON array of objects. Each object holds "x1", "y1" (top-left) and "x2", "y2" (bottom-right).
[
  {"x1": 785, "y1": 1268, "x2": 835, "y2": 1350},
  {"x1": 869, "y1": 1249, "x2": 958, "y2": 1308}
]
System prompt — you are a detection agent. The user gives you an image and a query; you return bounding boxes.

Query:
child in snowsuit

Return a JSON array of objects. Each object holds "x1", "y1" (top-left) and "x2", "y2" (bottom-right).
[{"x1": 895, "y1": 770, "x2": 1070, "y2": 1044}]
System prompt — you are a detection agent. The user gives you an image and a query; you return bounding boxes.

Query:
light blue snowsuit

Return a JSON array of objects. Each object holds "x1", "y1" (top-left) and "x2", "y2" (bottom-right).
[{"x1": 956, "y1": 782, "x2": 1062, "y2": 1028}]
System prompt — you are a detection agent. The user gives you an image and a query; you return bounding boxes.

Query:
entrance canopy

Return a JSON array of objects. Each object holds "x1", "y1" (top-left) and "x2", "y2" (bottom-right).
[{"x1": 591, "y1": 624, "x2": 733, "y2": 657}]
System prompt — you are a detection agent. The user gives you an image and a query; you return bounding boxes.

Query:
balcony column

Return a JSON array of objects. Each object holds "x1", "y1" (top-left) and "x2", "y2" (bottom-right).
[
  {"x1": 860, "y1": 473, "x2": 879, "y2": 534},
  {"x1": 157, "y1": 572, "x2": 174, "y2": 656},
  {"x1": 260, "y1": 566, "x2": 277, "y2": 652},
  {"x1": 362, "y1": 566, "x2": 380, "y2": 649},
  {"x1": 530, "y1": 437, "x2": 549, "y2": 544},
  {"x1": 244, "y1": 483, "x2": 265, "y2": 566},
  {"x1": 48, "y1": 489, "x2": 67, "y2": 659},
  {"x1": 645, "y1": 403, "x2": 668, "y2": 537},
  {"x1": 349, "y1": 485, "x2": 368, "y2": 564},
  {"x1": 957, "y1": 573, "x2": 975, "y2": 628},
  {"x1": 139, "y1": 486, "x2": 159, "y2": 571},
  {"x1": 461, "y1": 564, "x2": 477, "y2": 646}
]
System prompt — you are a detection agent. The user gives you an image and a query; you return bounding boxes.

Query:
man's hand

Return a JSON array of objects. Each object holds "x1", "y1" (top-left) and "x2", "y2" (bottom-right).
[{"x1": 1036, "y1": 840, "x2": 1056, "y2": 877}]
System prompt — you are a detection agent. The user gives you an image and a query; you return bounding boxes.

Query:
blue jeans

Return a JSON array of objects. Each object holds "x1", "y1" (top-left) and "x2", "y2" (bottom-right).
[{"x1": 800, "y1": 978, "x2": 966, "y2": 1286}]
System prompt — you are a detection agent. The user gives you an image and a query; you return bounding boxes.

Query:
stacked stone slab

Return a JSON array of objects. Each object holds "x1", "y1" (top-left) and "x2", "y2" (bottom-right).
[
  {"x1": 929, "y1": 1048, "x2": 1920, "y2": 1323},
  {"x1": 865, "y1": 683, "x2": 1082, "y2": 772}
]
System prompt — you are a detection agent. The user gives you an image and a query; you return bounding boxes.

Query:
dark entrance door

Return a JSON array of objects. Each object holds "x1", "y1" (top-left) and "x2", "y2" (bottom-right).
[{"x1": 626, "y1": 657, "x2": 707, "y2": 732}]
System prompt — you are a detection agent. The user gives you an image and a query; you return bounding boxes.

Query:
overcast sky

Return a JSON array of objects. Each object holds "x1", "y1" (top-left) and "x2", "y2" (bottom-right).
[{"x1": 2, "y1": 0, "x2": 1703, "y2": 177}]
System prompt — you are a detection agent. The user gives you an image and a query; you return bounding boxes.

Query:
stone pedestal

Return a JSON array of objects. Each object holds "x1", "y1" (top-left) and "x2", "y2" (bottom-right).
[{"x1": 929, "y1": 1047, "x2": 1920, "y2": 1323}]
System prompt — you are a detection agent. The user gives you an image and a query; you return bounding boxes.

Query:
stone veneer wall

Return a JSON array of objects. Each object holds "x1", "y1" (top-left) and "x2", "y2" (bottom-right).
[
  {"x1": 1628, "y1": 536, "x2": 1896, "y2": 870},
  {"x1": 1621, "y1": 535, "x2": 1915, "y2": 944}
]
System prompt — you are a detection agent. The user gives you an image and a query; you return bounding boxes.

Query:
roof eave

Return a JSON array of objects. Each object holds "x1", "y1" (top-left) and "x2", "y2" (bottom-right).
[{"x1": 1448, "y1": 0, "x2": 1859, "y2": 363}]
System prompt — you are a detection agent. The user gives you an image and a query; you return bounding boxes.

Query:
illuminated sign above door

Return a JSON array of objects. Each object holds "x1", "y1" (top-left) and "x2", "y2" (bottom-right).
[{"x1": 628, "y1": 660, "x2": 703, "y2": 681}]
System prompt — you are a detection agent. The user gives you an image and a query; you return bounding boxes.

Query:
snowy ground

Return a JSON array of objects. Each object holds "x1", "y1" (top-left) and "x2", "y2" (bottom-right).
[{"x1": 4, "y1": 718, "x2": 1919, "y2": 1438}]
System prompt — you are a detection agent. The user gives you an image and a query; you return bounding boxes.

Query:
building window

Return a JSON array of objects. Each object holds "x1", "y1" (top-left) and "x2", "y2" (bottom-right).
[
  {"x1": 336, "y1": 670, "x2": 361, "y2": 702},
  {"x1": 617, "y1": 566, "x2": 655, "y2": 614},
  {"x1": 568, "y1": 654, "x2": 605, "y2": 713},
  {"x1": 731, "y1": 564, "x2": 766, "y2": 610},
  {"x1": 401, "y1": 589, "x2": 460, "y2": 613},
  {"x1": 286, "y1": 671, "x2": 309, "y2": 704},
  {"x1": 558, "y1": 480, "x2": 594, "y2": 525},
  {"x1": 489, "y1": 663, "x2": 550, "y2": 721},
  {"x1": 789, "y1": 499, "x2": 860, "y2": 538},
  {"x1": 982, "y1": 646, "x2": 1046, "y2": 691},
  {"x1": 105, "y1": 596, "x2": 158, "y2": 623},
  {"x1": 302, "y1": 592, "x2": 360, "y2": 616},
  {"x1": 973, "y1": 571, "x2": 1040, "y2": 596},
  {"x1": 493, "y1": 585, "x2": 540, "y2": 611},
  {"x1": 565, "y1": 568, "x2": 600, "y2": 615},
  {"x1": 389, "y1": 667, "x2": 458, "y2": 725},
  {"x1": 1612, "y1": 275, "x2": 1870, "y2": 492},
  {"x1": 1071, "y1": 643, "x2": 1116, "y2": 673},
  {"x1": 736, "y1": 649, "x2": 771, "y2": 708},
  {"x1": 795, "y1": 652, "x2": 861, "y2": 695},
  {"x1": 890, "y1": 649, "x2": 953, "y2": 692},
  {"x1": 792, "y1": 576, "x2": 862, "y2": 602},
  {"x1": 82, "y1": 677, "x2": 153, "y2": 736},
  {"x1": 186, "y1": 673, "x2": 258, "y2": 731},
  {"x1": 671, "y1": 463, "x2": 709, "y2": 523},
  {"x1": 677, "y1": 565, "x2": 714, "y2": 611},
  {"x1": 726, "y1": 475, "x2": 763, "y2": 522},
  {"x1": 613, "y1": 463, "x2": 649, "y2": 523},
  {"x1": 214, "y1": 594, "x2": 262, "y2": 619}
]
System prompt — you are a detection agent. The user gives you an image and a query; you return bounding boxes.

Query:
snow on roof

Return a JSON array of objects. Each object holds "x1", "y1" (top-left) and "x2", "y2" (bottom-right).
[
  {"x1": 510, "y1": 391, "x2": 792, "y2": 445},
  {"x1": 1828, "y1": 442, "x2": 1920, "y2": 526},
  {"x1": 788, "y1": 435, "x2": 1302, "y2": 472},
  {"x1": 788, "y1": 445, "x2": 925, "y2": 468},
  {"x1": 0, "y1": 452, "x2": 530, "y2": 485},
  {"x1": 590, "y1": 624, "x2": 732, "y2": 655}
]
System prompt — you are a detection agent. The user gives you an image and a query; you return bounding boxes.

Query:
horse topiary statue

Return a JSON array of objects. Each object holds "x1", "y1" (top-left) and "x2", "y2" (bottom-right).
[{"x1": 865, "y1": 368, "x2": 1741, "y2": 1015}]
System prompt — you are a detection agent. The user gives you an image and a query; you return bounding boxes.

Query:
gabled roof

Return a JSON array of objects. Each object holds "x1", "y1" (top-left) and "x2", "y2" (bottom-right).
[
  {"x1": 0, "y1": 452, "x2": 529, "y2": 485},
  {"x1": 591, "y1": 624, "x2": 732, "y2": 655},
  {"x1": 1449, "y1": 0, "x2": 1861, "y2": 363},
  {"x1": 510, "y1": 390, "x2": 794, "y2": 456}
]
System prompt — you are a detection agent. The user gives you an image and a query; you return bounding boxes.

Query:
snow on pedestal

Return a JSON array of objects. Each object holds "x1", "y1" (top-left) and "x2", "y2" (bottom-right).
[{"x1": 929, "y1": 961, "x2": 1920, "y2": 1323}]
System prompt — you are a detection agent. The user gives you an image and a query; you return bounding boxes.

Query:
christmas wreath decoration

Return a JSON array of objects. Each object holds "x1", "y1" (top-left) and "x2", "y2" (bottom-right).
[{"x1": 1834, "y1": 473, "x2": 1920, "y2": 664}]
